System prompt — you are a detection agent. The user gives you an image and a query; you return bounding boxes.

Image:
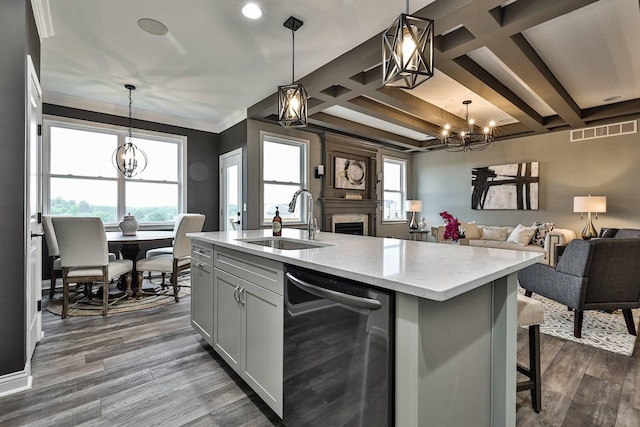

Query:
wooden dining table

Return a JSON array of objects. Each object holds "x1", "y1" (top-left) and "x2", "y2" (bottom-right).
[{"x1": 106, "y1": 230, "x2": 174, "y2": 293}]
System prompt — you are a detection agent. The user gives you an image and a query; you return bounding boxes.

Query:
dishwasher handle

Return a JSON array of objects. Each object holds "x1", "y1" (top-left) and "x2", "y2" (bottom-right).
[{"x1": 286, "y1": 272, "x2": 382, "y2": 311}]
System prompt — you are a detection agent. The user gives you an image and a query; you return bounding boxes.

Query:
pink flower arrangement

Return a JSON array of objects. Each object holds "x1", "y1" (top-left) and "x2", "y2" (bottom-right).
[{"x1": 439, "y1": 211, "x2": 461, "y2": 242}]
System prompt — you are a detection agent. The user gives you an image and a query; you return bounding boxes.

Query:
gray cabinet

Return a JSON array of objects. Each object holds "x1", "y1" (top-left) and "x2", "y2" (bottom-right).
[
  {"x1": 213, "y1": 268, "x2": 243, "y2": 370},
  {"x1": 212, "y1": 246, "x2": 284, "y2": 417},
  {"x1": 191, "y1": 242, "x2": 214, "y2": 345}
]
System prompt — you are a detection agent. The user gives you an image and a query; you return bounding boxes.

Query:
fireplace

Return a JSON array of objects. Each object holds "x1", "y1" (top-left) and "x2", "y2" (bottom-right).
[
  {"x1": 319, "y1": 199, "x2": 379, "y2": 237},
  {"x1": 334, "y1": 221, "x2": 364, "y2": 235},
  {"x1": 320, "y1": 133, "x2": 380, "y2": 237}
]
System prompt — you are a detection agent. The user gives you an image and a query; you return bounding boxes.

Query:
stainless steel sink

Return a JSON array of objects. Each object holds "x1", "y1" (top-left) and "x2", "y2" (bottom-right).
[{"x1": 235, "y1": 237, "x2": 333, "y2": 250}]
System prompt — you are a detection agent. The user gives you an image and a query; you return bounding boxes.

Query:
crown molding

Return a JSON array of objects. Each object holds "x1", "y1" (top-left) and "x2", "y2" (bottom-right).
[
  {"x1": 30, "y1": 0, "x2": 54, "y2": 42},
  {"x1": 43, "y1": 91, "x2": 246, "y2": 134}
]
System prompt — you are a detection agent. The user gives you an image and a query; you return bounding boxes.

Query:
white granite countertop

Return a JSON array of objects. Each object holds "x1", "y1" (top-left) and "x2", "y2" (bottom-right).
[{"x1": 188, "y1": 229, "x2": 543, "y2": 301}]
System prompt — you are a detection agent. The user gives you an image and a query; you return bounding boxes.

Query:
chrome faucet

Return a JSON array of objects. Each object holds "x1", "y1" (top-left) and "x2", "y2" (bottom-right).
[{"x1": 288, "y1": 189, "x2": 317, "y2": 240}]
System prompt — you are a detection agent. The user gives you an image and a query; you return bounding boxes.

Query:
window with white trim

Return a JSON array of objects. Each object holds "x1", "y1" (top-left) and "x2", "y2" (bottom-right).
[
  {"x1": 44, "y1": 118, "x2": 186, "y2": 226},
  {"x1": 261, "y1": 134, "x2": 307, "y2": 225},
  {"x1": 382, "y1": 157, "x2": 407, "y2": 222}
]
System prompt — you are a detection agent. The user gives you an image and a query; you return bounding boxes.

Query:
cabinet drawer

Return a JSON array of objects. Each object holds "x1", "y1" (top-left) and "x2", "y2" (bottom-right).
[
  {"x1": 214, "y1": 247, "x2": 283, "y2": 295},
  {"x1": 192, "y1": 241, "x2": 213, "y2": 265}
]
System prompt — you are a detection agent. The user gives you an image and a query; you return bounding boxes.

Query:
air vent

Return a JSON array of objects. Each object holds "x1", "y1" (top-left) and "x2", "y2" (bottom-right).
[{"x1": 570, "y1": 120, "x2": 637, "y2": 142}]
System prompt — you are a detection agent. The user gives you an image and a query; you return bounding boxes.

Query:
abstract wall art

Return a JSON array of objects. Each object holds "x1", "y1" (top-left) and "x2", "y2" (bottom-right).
[
  {"x1": 334, "y1": 157, "x2": 366, "y2": 190},
  {"x1": 471, "y1": 162, "x2": 539, "y2": 210}
]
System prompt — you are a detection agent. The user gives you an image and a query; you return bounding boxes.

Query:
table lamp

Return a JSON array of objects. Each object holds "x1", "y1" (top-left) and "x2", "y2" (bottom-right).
[
  {"x1": 405, "y1": 199, "x2": 423, "y2": 230},
  {"x1": 573, "y1": 195, "x2": 606, "y2": 239}
]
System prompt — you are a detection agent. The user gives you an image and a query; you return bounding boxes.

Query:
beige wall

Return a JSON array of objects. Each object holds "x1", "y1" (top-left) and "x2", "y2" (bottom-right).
[
  {"x1": 246, "y1": 119, "x2": 323, "y2": 230},
  {"x1": 411, "y1": 121, "x2": 640, "y2": 238}
]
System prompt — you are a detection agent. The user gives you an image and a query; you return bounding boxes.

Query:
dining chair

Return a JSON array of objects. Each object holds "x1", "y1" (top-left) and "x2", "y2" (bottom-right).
[
  {"x1": 52, "y1": 217, "x2": 134, "y2": 318},
  {"x1": 142, "y1": 215, "x2": 181, "y2": 280},
  {"x1": 135, "y1": 213, "x2": 205, "y2": 302},
  {"x1": 42, "y1": 215, "x2": 65, "y2": 299},
  {"x1": 44, "y1": 215, "x2": 119, "y2": 299}
]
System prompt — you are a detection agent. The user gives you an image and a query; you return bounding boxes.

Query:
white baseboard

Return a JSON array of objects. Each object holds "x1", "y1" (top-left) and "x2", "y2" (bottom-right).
[{"x1": 0, "y1": 367, "x2": 32, "y2": 398}]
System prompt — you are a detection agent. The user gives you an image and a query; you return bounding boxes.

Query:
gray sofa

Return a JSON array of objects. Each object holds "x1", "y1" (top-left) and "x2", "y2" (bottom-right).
[
  {"x1": 600, "y1": 228, "x2": 640, "y2": 238},
  {"x1": 518, "y1": 238, "x2": 640, "y2": 338}
]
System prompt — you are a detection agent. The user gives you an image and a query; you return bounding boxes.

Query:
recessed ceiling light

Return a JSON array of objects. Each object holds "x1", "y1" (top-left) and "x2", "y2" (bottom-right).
[
  {"x1": 242, "y1": 3, "x2": 262, "y2": 19},
  {"x1": 138, "y1": 18, "x2": 168, "y2": 36}
]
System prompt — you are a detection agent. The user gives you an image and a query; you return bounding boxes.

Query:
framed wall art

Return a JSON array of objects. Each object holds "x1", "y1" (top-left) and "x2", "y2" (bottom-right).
[
  {"x1": 471, "y1": 162, "x2": 539, "y2": 210},
  {"x1": 334, "y1": 157, "x2": 366, "y2": 190}
]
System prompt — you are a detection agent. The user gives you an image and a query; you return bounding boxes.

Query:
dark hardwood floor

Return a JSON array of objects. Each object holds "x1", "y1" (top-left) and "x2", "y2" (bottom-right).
[{"x1": 1, "y1": 295, "x2": 638, "y2": 426}]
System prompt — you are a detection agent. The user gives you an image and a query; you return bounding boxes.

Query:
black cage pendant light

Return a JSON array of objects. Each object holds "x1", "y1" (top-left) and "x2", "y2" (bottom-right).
[
  {"x1": 112, "y1": 84, "x2": 148, "y2": 178},
  {"x1": 382, "y1": 0, "x2": 434, "y2": 89},
  {"x1": 278, "y1": 16, "x2": 308, "y2": 128}
]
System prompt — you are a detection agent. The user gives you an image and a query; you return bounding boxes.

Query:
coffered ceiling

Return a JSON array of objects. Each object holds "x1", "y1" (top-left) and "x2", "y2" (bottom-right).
[{"x1": 39, "y1": 0, "x2": 640, "y2": 152}]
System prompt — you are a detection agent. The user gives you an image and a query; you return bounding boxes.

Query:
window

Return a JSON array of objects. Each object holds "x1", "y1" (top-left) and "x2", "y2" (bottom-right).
[
  {"x1": 382, "y1": 157, "x2": 407, "y2": 222},
  {"x1": 44, "y1": 117, "x2": 186, "y2": 227},
  {"x1": 261, "y1": 134, "x2": 307, "y2": 225}
]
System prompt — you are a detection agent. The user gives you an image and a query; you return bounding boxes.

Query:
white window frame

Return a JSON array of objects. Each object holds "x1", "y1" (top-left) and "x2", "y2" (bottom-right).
[
  {"x1": 42, "y1": 115, "x2": 187, "y2": 230},
  {"x1": 259, "y1": 132, "x2": 308, "y2": 226},
  {"x1": 382, "y1": 156, "x2": 407, "y2": 223}
]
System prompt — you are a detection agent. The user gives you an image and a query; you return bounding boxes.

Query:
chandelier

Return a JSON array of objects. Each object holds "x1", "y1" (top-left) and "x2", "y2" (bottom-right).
[
  {"x1": 278, "y1": 16, "x2": 308, "y2": 128},
  {"x1": 440, "y1": 100, "x2": 496, "y2": 152},
  {"x1": 382, "y1": 0, "x2": 434, "y2": 89},
  {"x1": 112, "y1": 84, "x2": 148, "y2": 178}
]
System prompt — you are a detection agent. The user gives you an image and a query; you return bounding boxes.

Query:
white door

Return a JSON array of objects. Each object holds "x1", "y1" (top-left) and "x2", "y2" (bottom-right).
[
  {"x1": 26, "y1": 55, "x2": 43, "y2": 359},
  {"x1": 219, "y1": 148, "x2": 242, "y2": 231}
]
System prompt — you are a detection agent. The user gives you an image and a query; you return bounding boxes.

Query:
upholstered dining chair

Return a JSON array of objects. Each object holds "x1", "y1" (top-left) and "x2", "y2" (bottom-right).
[
  {"x1": 135, "y1": 213, "x2": 205, "y2": 302},
  {"x1": 142, "y1": 215, "x2": 181, "y2": 280},
  {"x1": 44, "y1": 215, "x2": 119, "y2": 299},
  {"x1": 43, "y1": 215, "x2": 66, "y2": 299},
  {"x1": 52, "y1": 217, "x2": 134, "y2": 318}
]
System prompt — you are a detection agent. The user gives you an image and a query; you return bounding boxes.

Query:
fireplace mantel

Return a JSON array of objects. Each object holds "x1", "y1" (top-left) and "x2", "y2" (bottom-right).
[{"x1": 320, "y1": 198, "x2": 379, "y2": 236}]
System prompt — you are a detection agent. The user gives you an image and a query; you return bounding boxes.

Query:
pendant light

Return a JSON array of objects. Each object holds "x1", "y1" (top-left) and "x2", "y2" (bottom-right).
[
  {"x1": 382, "y1": 0, "x2": 434, "y2": 89},
  {"x1": 112, "y1": 84, "x2": 148, "y2": 178},
  {"x1": 278, "y1": 16, "x2": 308, "y2": 128}
]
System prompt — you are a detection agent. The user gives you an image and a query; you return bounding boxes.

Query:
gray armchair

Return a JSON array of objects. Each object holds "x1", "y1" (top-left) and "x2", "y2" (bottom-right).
[{"x1": 518, "y1": 238, "x2": 640, "y2": 338}]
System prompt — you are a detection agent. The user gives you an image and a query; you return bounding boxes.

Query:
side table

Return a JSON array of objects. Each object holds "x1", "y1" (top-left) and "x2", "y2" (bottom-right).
[{"x1": 409, "y1": 230, "x2": 430, "y2": 241}]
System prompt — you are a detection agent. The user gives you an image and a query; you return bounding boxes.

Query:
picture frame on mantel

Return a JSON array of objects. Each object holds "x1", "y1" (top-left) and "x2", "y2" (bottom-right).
[{"x1": 334, "y1": 157, "x2": 366, "y2": 190}]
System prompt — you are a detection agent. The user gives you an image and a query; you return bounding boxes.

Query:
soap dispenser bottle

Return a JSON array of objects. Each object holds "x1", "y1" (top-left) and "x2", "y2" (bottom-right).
[{"x1": 272, "y1": 207, "x2": 282, "y2": 236}]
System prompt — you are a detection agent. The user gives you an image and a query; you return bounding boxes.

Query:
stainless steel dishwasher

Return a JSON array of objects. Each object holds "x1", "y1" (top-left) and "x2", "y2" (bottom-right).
[{"x1": 283, "y1": 264, "x2": 394, "y2": 426}]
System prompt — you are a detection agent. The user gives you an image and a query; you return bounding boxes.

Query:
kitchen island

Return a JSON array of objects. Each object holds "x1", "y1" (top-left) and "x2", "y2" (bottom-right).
[{"x1": 187, "y1": 229, "x2": 543, "y2": 426}]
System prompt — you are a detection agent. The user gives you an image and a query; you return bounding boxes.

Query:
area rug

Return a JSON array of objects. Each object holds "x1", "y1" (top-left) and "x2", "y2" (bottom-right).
[
  {"x1": 518, "y1": 287, "x2": 639, "y2": 356},
  {"x1": 46, "y1": 274, "x2": 191, "y2": 317}
]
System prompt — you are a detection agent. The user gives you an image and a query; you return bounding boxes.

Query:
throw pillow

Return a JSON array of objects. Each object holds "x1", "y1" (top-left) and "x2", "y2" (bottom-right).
[
  {"x1": 460, "y1": 221, "x2": 481, "y2": 239},
  {"x1": 479, "y1": 226, "x2": 508, "y2": 241},
  {"x1": 507, "y1": 224, "x2": 537, "y2": 246},
  {"x1": 530, "y1": 221, "x2": 554, "y2": 247}
]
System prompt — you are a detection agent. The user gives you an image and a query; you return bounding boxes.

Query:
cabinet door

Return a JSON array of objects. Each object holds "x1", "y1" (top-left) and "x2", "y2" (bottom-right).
[
  {"x1": 191, "y1": 260, "x2": 213, "y2": 345},
  {"x1": 242, "y1": 281, "x2": 284, "y2": 417},
  {"x1": 213, "y1": 268, "x2": 243, "y2": 370}
]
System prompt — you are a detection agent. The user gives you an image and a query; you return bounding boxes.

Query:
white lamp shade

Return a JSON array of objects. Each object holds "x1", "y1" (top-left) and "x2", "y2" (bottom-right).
[
  {"x1": 573, "y1": 196, "x2": 606, "y2": 213},
  {"x1": 405, "y1": 200, "x2": 423, "y2": 212}
]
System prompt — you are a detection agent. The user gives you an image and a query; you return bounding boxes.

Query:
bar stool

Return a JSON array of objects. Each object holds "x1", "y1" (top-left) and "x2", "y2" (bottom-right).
[{"x1": 517, "y1": 294, "x2": 544, "y2": 412}]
